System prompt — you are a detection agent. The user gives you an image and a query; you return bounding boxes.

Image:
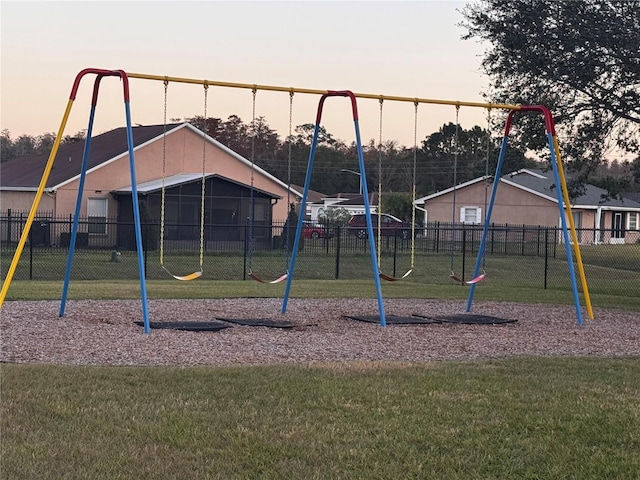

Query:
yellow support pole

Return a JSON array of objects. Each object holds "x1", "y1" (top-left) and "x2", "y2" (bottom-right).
[
  {"x1": 552, "y1": 136, "x2": 595, "y2": 320},
  {"x1": 0, "y1": 99, "x2": 75, "y2": 306},
  {"x1": 126, "y1": 72, "x2": 522, "y2": 111}
]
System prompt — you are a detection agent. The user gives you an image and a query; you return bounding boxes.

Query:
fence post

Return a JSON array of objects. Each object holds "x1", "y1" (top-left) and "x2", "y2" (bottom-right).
[
  {"x1": 521, "y1": 224, "x2": 526, "y2": 256},
  {"x1": 537, "y1": 227, "x2": 541, "y2": 256},
  {"x1": 544, "y1": 227, "x2": 549, "y2": 289},
  {"x1": 6, "y1": 209, "x2": 11, "y2": 244},
  {"x1": 144, "y1": 241, "x2": 148, "y2": 279},
  {"x1": 392, "y1": 233, "x2": 398, "y2": 277},
  {"x1": 334, "y1": 225, "x2": 341, "y2": 279},
  {"x1": 29, "y1": 223, "x2": 33, "y2": 280},
  {"x1": 490, "y1": 223, "x2": 495, "y2": 255},
  {"x1": 505, "y1": 224, "x2": 509, "y2": 255},
  {"x1": 461, "y1": 226, "x2": 467, "y2": 282},
  {"x1": 243, "y1": 221, "x2": 248, "y2": 280}
]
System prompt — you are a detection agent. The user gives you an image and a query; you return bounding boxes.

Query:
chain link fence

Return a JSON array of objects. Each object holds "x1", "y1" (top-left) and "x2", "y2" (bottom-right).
[{"x1": 1, "y1": 210, "x2": 638, "y2": 299}]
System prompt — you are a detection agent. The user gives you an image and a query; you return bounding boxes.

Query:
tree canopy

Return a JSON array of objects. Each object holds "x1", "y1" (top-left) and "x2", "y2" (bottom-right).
[{"x1": 460, "y1": 0, "x2": 640, "y2": 185}]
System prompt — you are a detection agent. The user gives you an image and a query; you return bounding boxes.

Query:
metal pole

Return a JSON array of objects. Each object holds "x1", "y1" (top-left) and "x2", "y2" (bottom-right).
[{"x1": 127, "y1": 72, "x2": 522, "y2": 111}]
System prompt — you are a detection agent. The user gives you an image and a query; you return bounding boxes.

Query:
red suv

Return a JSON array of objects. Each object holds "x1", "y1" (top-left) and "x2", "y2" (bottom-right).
[
  {"x1": 302, "y1": 221, "x2": 335, "y2": 239},
  {"x1": 347, "y1": 213, "x2": 412, "y2": 239}
]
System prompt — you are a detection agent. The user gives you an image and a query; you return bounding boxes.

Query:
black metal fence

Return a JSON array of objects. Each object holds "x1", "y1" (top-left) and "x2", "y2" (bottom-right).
[{"x1": 1, "y1": 211, "x2": 639, "y2": 299}]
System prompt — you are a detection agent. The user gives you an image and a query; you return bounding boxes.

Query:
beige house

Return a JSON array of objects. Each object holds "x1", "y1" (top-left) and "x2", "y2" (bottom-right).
[
  {"x1": 1, "y1": 123, "x2": 301, "y2": 247},
  {"x1": 415, "y1": 169, "x2": 640, "y2": 245}
]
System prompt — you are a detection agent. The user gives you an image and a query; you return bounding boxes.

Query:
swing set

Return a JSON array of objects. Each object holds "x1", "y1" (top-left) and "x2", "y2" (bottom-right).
[{"x1": 0, "y1": 68, "x2": 594, "y2": 333}]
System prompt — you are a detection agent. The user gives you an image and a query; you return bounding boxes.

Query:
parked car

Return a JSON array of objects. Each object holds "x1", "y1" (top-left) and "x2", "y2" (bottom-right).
[
  {"x1": 302, "y1": 221, "x2": 334, "y2": 239},
  {"x1": 347, "y1": 213, "x2": 413, "y2": 239}
]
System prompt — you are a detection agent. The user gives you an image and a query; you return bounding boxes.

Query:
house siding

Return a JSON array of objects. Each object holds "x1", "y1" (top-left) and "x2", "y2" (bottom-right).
[
  {"x1": 1, "y1": 191, "x2": 55, "y2": 213},
  {"x1": 419, "y1": 176, "x2": 640, "y2": 245},
  {"x1": 423, "y1": 181, "x2": 559, "y2": 226}
]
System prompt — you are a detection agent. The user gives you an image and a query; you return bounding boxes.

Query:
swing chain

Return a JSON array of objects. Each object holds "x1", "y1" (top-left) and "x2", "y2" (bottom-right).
[
  {"x1": 247, "y1": 88, "x2": 258, "y2": 272},
  {"x1": 377, "y1": 98, "x2": 384, "y2": 265},
  {"x1": 199, "y1": 81, "x2": 209, "y2": 273},
  {"x1": 160, "y1": 79, "x2": 169, "y2": 267},
  {"x1": 284, "y1": 89, "x2": 294, "y2": 267},
  {"x1": 410, "y1": 101, "x2": 418, "y2": 267}
]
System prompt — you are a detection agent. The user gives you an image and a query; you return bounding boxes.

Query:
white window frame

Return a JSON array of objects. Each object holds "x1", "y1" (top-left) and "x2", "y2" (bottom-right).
[
  {"x1": 628, "y1": 212, "x2": 638, "y2": 230},
  {"x1": 459, "y1": 206, "x2": 482, "y2": 224},
  {"x1": 87, "y1": 198, "x2": 108, "y2": 235}
]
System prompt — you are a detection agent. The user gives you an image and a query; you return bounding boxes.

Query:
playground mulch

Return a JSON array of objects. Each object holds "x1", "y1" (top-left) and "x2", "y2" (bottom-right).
[{"x1": 1, "y1": 298, "x2": 638, "y2": 366}]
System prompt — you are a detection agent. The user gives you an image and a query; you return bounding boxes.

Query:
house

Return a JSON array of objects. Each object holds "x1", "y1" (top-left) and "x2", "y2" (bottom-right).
[
  {"x1": 414, "y1": 168, "x2": 640, "y2": 244},
  {"x1": 0, "y1": 123, "x2": 302, "y2": 247}
]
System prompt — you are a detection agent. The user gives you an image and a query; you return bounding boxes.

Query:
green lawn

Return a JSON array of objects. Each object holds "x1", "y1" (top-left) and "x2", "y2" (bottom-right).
[
  {"x1": 2, "y1": 358, "x2": 639, "y2": 479},
  {"x1": 3, "y1": 271, "x2": 639, "y2": 311},
  {"x1": 3, "y1": 243, "x2": 638, "y2": 296}
]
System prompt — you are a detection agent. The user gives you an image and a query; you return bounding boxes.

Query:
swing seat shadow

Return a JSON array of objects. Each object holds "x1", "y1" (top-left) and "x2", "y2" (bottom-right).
[
  {"x1": 344, "y1": 314, "x2": 516, "y2": 325},
  {"x1": 215, "y1": 317, "x2": 306, "y2": 329},
  {"x1": 135, "y1": 320, "x2": 230, "y2": 332}
]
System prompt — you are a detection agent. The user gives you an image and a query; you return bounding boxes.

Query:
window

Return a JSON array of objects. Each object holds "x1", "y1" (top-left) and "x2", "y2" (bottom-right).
[
  {"x1": 572, "y1": 211, "x2": 583, "y2": 229},
  {"x1": 629, "y1": 212, "x2": 638, "y2": 230},
  {"x1": 87, "y1": 198, "x2": 108, "y2": 235},
  {"x1": 460, "y1": 206, "x2": 481, "y2": 224},
  {"x1": 572, "y1": 211, "x2": 583, "y2": 243}
]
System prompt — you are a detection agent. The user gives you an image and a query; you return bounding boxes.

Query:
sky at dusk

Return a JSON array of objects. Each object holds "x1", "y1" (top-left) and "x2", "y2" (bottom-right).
[{"x1": 1, "y1": 1, "x2": 493, "y2": 148}]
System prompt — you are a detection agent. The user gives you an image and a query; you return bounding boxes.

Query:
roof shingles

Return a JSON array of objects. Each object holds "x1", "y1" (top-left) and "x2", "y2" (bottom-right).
[{"x1": 1, "y1": 124, "x2": 179, "y2": 189}]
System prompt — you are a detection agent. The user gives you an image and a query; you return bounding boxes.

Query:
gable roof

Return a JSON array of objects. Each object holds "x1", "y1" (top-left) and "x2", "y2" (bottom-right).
[
  {"x1": 416, "y1": 169, "x2": 640, "y2": 210},
  {"x1": 327, "y1": 192, "x2": 380, "y2": 207},
  {"x1": 504, "y1": 169, "x2": 640, "y2": 209},
  {"x1": 623, "y1": 192, "x2": 640, "y2": 203},
  {"x1": 414, "y1": 176, "x2": 493, "y2": 203},
  {"x1": 0, "y1": 123, "x2": 302, "y2": 199},
  {"x1": 112, "y1": 173, "x2": 280, "y2": 199},
  {"x1": 291, "y1": 185, "x2": 326, "y2": 204}
]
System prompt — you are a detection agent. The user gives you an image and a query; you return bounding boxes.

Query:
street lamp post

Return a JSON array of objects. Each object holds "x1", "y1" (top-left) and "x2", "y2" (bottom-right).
[{"x1": 340, "y1": 169, "x2": 362, "y2": 195}]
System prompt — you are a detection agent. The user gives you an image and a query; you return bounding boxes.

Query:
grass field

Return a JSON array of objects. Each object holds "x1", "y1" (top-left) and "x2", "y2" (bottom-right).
[
  {"x1": 3, "y1": 242, "x2": 638, "y2": 293},
  {"x1": 3, "y1": 272, "x2": 639, "y2": 310},
  {"x1": 2, "y1": 358, "x2": 639, "y2": 479}
]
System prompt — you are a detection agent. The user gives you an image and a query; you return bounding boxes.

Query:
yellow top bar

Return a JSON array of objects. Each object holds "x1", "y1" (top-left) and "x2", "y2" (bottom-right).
[{"x1": 126, "y1": 72, "x2": 521, "y2": 111}]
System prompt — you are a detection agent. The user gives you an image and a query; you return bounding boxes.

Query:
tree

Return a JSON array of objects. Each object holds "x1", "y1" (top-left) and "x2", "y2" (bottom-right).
[
  {"x1": 62, "y1": 130, "x2": 86, "y2": 145},
  {"x1": 460, "y1": 0, "x2": 640, "y2": 184},
  {"x1": 294, "y1": 124, "x2": 338, "y2": 146},
  {"x1": 418, "y1": 122, "x2": 530, "y2": 195},
  {"x1": 281, "y1": 203, "x2": 300, "y2": 253},
  {"x1": 632, "y1": 157, "x2": 640, "y2": 188},
  {"x1": 379, "y1": 192, "x2": 414, "y2": 223},
  {"x1": 13, "y1": 134, "x2": 37, "y2": 156},
  {"x1": 318, "y1": 206, "x2": 351, "y2": 226},
  {"x1": 249, "y1": 116, "x2": 281, "y2": 165},
  {"x1": 1, "y1": 130, "x2": 16, "y2": 162},
  {"x1": 34, "y1": 132, "x2": 57, "y2": 154},
  {"x1": 218, "y1": 115, "x2": 251, "y2": 158}
]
